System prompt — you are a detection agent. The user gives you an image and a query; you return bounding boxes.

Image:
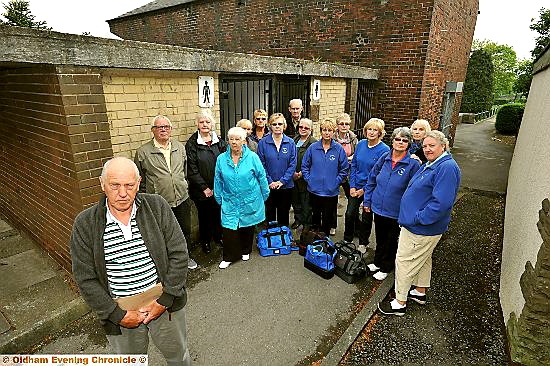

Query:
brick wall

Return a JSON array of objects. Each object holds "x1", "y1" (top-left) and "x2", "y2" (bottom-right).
[
  {"x1": 109, "y1": 0, "x2": 478, "y2": 135},
  {"x1": 102, "y1": 70, "x2": 220, "y2": 158},
  {"x1": 0, "y1": 65, "x2": 111, "y2": 270}
]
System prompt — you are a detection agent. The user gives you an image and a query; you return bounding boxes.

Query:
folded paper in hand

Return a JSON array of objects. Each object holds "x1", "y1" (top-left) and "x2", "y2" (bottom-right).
[{"x1": 115, "y1": 283, "x2": 163, "y2": 311}]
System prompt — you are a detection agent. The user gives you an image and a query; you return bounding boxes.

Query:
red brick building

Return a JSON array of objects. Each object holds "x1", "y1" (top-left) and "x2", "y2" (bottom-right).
[{"x1": 108, "y1": 0, "x2": 479, "y2": 140}]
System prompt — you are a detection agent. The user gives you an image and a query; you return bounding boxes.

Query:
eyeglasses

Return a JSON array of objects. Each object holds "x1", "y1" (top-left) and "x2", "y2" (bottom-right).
[
  {"x1": 394, "y1": 137, "x2": 409, "y2": 143},
  {"x1": 338, "y1": 122, "x2": 350, "y2": 126},
  {"x1": 298, "y1": 126, "x2": 310, "y2": 130},
  {"x1": 153, "y1": 125, "x2": 172, "y2": 130},
  {"x1": 255, "y1": 117, "x2": 267, "y2": 120},
  {"x1": 271, "y1": 123, "x2": 284, "y2": 126}
]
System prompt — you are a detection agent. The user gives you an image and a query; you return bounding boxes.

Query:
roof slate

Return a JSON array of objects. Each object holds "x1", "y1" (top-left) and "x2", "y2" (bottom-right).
[{"x1": 110, "y1": 0, "x2": 197, "y2": 20}]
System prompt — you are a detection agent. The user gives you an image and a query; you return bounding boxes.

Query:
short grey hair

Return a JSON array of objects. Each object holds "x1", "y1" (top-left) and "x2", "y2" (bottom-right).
[
  {"x1": 390, "y1": 127, "x2": 413, "y2": 149},
  {"x1": 101, "y1": 157, "x2": 140, "y2": 180},
  {"x1": 299, "y1": 118, "x2": 313, "y2": 129},
  {"x1": 227, "y1": 126, "x2": 247, "y2": 141},
  {"x1": 424, "y1": 130, "x2": 450, "y2": 152},
  {"x1": 289, "y1": 98, "x2": 303, "y2": 108},
  {"x1": 151, "y1": 115, "x2": 172, "y2": 128}
]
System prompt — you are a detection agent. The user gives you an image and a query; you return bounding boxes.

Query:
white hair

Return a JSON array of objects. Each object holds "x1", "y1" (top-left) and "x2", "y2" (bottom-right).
[{"x1": 227, "y1": 126, "x2": 247, "y2": 141}]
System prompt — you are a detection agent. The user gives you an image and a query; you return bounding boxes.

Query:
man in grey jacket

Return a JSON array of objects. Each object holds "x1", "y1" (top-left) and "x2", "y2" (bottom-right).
[
  {"x1": 70, "y1": 157, "x2": 191, "y2": 365},
  {"x1": 135, "y1": 115, "x2": 197, "y2": 269}
]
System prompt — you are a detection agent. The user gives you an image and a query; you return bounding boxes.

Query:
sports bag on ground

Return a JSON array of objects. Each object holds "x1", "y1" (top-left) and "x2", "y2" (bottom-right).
[
  {"x1": 257, "y1": 221, "x2": 293, "y2": 257},
  {"x1": 298, "y1": 226, "x2": 327, "y2": 256},
  {"x1": 333, "y1": 241, "x2": 366, "y2": 283},
  {"x1": 304, "y1": 238, "x2": 337, "y2": 279}
]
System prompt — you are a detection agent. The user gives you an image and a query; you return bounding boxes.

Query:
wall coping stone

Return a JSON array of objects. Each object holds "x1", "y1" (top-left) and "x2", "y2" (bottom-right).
[{"x1": 0, "y1": 26, "x2": 378, "y2": 80}]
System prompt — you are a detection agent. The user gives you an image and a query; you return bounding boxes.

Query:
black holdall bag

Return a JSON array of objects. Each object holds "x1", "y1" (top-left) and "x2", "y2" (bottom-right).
[{"x1": 333, "y1": 241, "x2": 366, "y2": 284}]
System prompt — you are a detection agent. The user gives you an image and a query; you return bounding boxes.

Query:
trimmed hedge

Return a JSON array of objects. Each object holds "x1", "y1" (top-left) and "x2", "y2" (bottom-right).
[
  {"x1": 495, "y1": 103, "x2": 524, "y2": 135},
  {"x1": 461, "y1": 50, "x2": 494, "y2": 113}
]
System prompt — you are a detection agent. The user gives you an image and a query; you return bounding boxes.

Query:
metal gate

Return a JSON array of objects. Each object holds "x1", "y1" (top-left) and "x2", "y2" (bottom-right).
[
  {"x1": 219, "y1": 75, "x2": 310, "y2": 138},
  {"x1": 354, "y1": 80, "x2": 376, "y2": 140},
  {"x1": 219, "y1": 77, "x2": 272, "y2": 138}
]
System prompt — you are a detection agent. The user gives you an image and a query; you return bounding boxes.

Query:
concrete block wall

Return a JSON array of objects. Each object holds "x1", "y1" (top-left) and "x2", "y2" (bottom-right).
[
  {"x1": 0, "y1": 65, "x2": 111, "y2": 270},
  {"x1": 108, "y1": 0, "x2": 478, "y2": 136},
  {"x1": 102, "y1": 70, "x2": 220, "y2": 158}
]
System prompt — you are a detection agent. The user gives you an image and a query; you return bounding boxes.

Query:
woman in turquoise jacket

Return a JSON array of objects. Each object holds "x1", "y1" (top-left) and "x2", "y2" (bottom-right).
[{"x1": 214, "y1": 127, "x2": 270, "y2": 269}]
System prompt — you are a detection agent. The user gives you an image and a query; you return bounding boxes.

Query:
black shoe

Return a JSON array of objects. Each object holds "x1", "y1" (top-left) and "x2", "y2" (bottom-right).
[
  {"x1": 407, "y1": 291, "x2": 427, "y2": 305},
  {"x1": 201, "y1": 242, "x2": 212, "y2": 254},
  {"x1": 291, "y1": 221, "x2": 300, "y2": 229},
  {"x1": 378, "y1": 300, "x2": 406, "y2": 316}
]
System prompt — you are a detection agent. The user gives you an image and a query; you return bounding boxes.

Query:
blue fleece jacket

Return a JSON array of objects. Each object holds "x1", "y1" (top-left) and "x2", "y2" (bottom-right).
[
  {"x1": 349, "y1": 140, "x2": 390, "y2": 189},
  {"x1": 257, "y1": 134, "x2": 297, "y2": 189},
  {"x1": 398, "y1": 153, "x2": 461, "y2": 236},
  {"x1": 214, "y1": 145, "x2": 270, "y2": 230},
  {"x1": 302, "y1": 140, "x2": 349, "y2": 197},
  {"x1": 363, "y1": 151, "x2": 420, "y2": 219}
]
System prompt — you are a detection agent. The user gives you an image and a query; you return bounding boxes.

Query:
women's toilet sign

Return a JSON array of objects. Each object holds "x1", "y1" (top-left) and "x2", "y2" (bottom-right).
[
  {"x1": 198, "y1": 76, "x2": 214, "y2": 107},
  {"x1": 312, "y1": 79, "x2": 321, "y2": 101}
]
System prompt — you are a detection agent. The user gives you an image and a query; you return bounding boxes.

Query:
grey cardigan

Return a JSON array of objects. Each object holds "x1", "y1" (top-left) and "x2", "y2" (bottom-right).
[{"x1": 70, "y1": 193, "x2": 189, "y2": 335}]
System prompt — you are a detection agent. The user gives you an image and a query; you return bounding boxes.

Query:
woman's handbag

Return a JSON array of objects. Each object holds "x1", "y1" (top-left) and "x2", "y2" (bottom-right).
[
  {"x1": 257, "y1": 221, "x2": 293, "y2": 257},
  {"x1": 304, "y1": 238, "x2": 337, "y2": 279},
  {"x1": 333, "y1": 241, "x2": 366, "y2": 283}
]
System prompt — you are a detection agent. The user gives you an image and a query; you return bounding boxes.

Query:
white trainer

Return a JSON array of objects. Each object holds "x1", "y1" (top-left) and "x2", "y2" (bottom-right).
[
  {"x1": 219, "y1": 261, "x2": 231, "y2": 269},
  {"x1": 367, "y1": 263, "x2": 380, "y2": 272},
  {"x1": 373, "y1": 271, "x2": 388, "y2": 281},
  {"x1": 242, "y1": 254, "x2": 250, "y2": 261}
]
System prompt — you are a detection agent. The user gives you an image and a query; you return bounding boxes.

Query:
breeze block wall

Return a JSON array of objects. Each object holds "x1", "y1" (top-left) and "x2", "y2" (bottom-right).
[
  {"x1": 102, "y1": 69, "x2": 220, "y2": 158},
  {"x1": 0, "y1": 65, "x2": 111, "y2": 270},
  {"x1": 108, "y1": 0, "x2": 478, "y2": 135}
]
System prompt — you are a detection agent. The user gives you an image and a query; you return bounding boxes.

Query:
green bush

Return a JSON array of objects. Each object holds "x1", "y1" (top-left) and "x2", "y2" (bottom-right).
[
  {"x1": 461, "y1": 50, "x2": 494, "y2": 113},
  {"x1": 493, "y1": 98, "x2": 511, "y2": 106},
  {"x1": 495, "y1": 103, "x2": 524, "y2": 135}
]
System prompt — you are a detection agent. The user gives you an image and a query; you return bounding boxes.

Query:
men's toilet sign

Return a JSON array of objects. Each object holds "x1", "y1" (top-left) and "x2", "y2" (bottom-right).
[
  {"x1": 312, "y1": 79, "x2": 321, "y2": 101},
  {"x1": 198, "y1": 76, "x2": 214, "y2": 107}
]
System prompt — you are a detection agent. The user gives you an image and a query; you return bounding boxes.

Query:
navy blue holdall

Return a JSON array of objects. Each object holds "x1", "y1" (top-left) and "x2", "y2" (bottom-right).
[
  {"x1": 304, "y1": 238, "x2": 337, "y2": 279},
  {"x1": 257, "y1": 221, "x2": 293, "y2": 257}
]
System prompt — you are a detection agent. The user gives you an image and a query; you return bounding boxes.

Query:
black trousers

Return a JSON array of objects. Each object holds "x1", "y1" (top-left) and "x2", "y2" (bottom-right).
[
  {"x1": 332, "y1": 180, "x2": 350, "y2": 229},
  {"x1": 344, "y1": 196, "x2": 373, "y2": 245},
  {"x1": 171, "y1": 198, "x2": 191, "y2": 247},
  {"x1": 193, "y1": 197, "x2": 222, "y2": 244},
  {"x1": 309, "y1": 193, "x2": 338, "y2": 237},
  {"x1": 222, "y1": 226, "x2": 255, "y2": 262},
  {"x1": 292, "y1": 187, "x2": 312, "y2": 227},
  {"x1": 373, "y1": 213, "x2": 401, "y2": 273},
  {"x1": 265, "y1": 188, "x2": 292, "y2": 227}
]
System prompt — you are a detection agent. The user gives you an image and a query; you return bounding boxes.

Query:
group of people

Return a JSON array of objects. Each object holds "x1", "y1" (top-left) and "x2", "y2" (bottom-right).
[{"x1": 69, "y1": 99, "x2": 460, "y2": 365}]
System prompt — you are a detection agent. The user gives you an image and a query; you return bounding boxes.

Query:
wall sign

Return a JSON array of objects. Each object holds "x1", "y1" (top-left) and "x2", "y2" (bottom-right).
[
  {"x1": 198, "y1": 76, "x2": 214, "y2": 107},
  {"x1": 312, "y1": 79, "x2": 321, "y2": 101}
]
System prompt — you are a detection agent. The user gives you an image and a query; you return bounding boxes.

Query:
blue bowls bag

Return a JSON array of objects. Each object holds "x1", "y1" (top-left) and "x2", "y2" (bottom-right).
[
  {"x1": 257, "y1": 221, "x2": 293, "y2": 257},
  {"x1": 304, "y1": 238, "x2": 337, "y2": 279}
]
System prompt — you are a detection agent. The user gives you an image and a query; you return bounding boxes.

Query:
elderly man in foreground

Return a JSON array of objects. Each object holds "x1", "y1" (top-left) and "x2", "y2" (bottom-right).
[{"x1": 70, "y1": 157, "x2": 191, "y2": 365}]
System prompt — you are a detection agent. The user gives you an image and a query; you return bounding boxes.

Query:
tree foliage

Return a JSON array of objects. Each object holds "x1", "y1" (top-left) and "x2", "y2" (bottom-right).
[
  {"x1": 0, "y1": 0, "x2": 50, "y2": 30},
  {"x1": 530, "y1": 7, "x2": 550, "y2": 59},
  {"x1": 460, "y1": 49, "x2": 494, "y2": 113},
  {"x1": 513, "y1": 59, "x2": 532, "y2": 97},
  {"x1": 472, "y1": 40, "x2": 517, "y2": 97}
]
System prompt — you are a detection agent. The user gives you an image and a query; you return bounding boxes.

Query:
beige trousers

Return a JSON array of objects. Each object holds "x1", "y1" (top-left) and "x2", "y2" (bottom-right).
[{"x1": 394, "y1": 227, "x2": 442, "y2": 302}]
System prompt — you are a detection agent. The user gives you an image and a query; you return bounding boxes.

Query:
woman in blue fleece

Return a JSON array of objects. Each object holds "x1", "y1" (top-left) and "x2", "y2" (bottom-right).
[
  {"x1": 257, "y1": 113, "x2": 297, "y2": 227},
  {"x1": 378, "y1": 130, "x2": 461, "y2": 316},
  {"x1": 302, "y1": 118, "x2": 349, "y2": 236},
  {"x1": 363, "y1": 127, "x2": 420, "y2": 281},
  {"x1": 345, "y1": 118, "x2": 389, "y2": 248}
]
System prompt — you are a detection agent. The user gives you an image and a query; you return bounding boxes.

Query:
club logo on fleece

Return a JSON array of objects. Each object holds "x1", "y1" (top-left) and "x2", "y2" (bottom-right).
[
  {"x1": 329, "y1": 154, "x2": 336, "y2": 161},
  {"x1": 397, "y1": 168, "x2": 405, "y2": 176},
  {"x1": 281, "y1": 147, "x2": 288, "y2": 154}
]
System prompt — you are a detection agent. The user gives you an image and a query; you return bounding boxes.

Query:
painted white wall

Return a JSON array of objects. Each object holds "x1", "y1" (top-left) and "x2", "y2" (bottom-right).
[{"x1": 500, "y1": 63, "x2": 550, "y2": 322}]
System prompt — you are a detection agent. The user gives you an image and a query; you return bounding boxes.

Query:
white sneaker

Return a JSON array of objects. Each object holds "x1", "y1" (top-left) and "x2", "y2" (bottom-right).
[
  {"x1": 373, "y1": 271, "x2": 388, "y2": 281},
  {"x1": 219, "y1": 261, "x2": 231, "y2": 269},
  {"x1": 367, "y1": 263, "x2": 380, "y2": 272},
  {"x1": 242, "y1": 254, "x2": 250, "y2": 261},
  {"x1": 329, "y1": 228, "x2": 336, "y2": 236}
]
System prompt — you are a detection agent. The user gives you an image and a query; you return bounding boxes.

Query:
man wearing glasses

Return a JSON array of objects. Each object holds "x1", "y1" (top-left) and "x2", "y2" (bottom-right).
[
  {"x1": 135, "y1": 115, "x2": 198, "y2": 270},
  {"x1": 286, "y1": 98, "x2": 304, "y2": 137}
]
